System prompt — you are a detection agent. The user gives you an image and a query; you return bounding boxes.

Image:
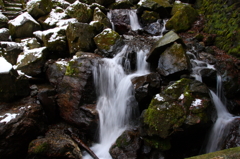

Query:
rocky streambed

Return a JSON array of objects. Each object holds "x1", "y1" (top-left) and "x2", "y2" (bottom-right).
[{"x1": 0, "y1": 0, "x2": 240, "y2": 159}]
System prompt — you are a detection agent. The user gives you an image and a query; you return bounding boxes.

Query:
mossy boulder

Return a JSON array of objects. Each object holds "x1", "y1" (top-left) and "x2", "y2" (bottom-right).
[
  {"x1": 143, "y1": 136, "x2": 171, "y2": 151},
  {"x1": 146, "y1": 30, "x2": 184, "y2": 68},
  {"x1": 28, "y1": 124, "x2": 82, "y2": 159},
  {"x1": 66, "y1": 1, "x2": 93, "y2": 23},
  {"x1": 93, "y1": 7, "x2": 111, "y2": 29},
  {"x1": 8, "y1": 12, "x2": 41, "y2": 39},
  {"x1": 94, "y1": 28, "x2": 124, "y2": 57},
  {"x1": 66, "y1": 22, "x2": 96, "y2": 54},
  {"x1": 0, "y1": 12, "x2": 9, "y2": 28},
  {"x1": 15, "y1": 47, "x2": 49, "y2": 76},
  {"x1": 142, "y1": 78, "x2": 212, "y2": 138},
  {"x1": 0, "y1": 28, "x2": 10, "y2": 41},
  {"x1": 110, "y1": 130, "x2": 141, "y2": 159},
  {"x1": 137, "y1": 0, "x2": 172, "y2": 18},
  {"x1": 141, "y1": 10, "x2": 160, "y2": 24},
  {"x1": 26, "y1": 0, "x2": 53, "y2": 18},
  {"x1": 166, "y1": 3, "x2": 198, "y2": 32},
  {"x1": 171, "y1": 1, "x2": 190, "y2": 15},
  {"x1": 157, "y1": 42, "x2": 191, "y2": 76}
]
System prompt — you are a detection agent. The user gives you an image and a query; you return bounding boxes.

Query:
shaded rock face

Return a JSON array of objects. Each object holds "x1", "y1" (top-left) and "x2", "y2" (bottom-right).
[
  {"x1": 131, "y1": 73, "x2": 161, "y2": 112},
  {"x1": 137, "y1": 0, "x2": 172, "y2": 18},
  {"x1": 55, "y1": 53, "x2": 100, "y2": 134},
  {"x1": 26, "y1": 0, "x2": 53, "y2": 19},
  {"x1": 0, "y1": 42, "x2": 23, "y2": 65},
  {"x1": 157, "y1": 42, "x2": 191, "y2": 76},
  {"x1": 109, "y1": 1, "x2": 134, "y2": 9},
  {"x1": 66, "y1": 22, "x2": 97, "y2": 54},
  {"x1": 27, "y1": 123, "x2": 82, "y2": 159},
  {"x1": 8, "y1": 12, "x2": 42, "y2": 39},
  {"x1": 141, "y1": 10, "x2": 160, "y2": 24},
  {"x1": 0, "y1": 97, "x2": 46, "y2": 159},
  {"x1": 146, "y1": 30, "x2": 184, "y2": 68},
  {"x1": 166, "y1": 2, "x2": 198, "y2": 32},
  {"x1": 16, "y1": 47, "x2": 49, "y2": 76},
  {"x1": 0, "y1": 12, "x2": 9, "y2": 28},
  {"x1": 95, "y1": 0, "x2": 115, "y2": 6},
  {"x1": 142, "y1": 78, "x2": 213, "y2": 139},
  {"x1": 93, "y1": 7, "x2": 112, "y2": 29},
  {"x1": 110, "y1": 130, "x2": 142, "y2": 159},
  {"x1": 0, "y1": 28, "x2": 11, "y2": 41},
  {"x1": 94, "y1": 28, "x2": 124, "y2": 57}
]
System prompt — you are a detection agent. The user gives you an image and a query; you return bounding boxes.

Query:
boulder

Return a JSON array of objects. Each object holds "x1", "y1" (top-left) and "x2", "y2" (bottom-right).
[
  {"x1": 93, "y1": 7, "x2": 111, "y2": 29},
  {"x1": 15, "y1": 47, "x2": 49, "y2": 76},
  {"x1": 39, "y1": 27, "x2": 68, "y2": 56},
  {"x1": 223, "y1": 118, "x2": 240, "y2": 149},
  {"x1": 137, "y1": 0, "x2": 172, "y2": 18},
  {"x1": 131, "y1": 73, "x2": 161, "y2": 111},
  {"x1": 0, "y1": 42, "x2": 23, "y2": 65},
  {"x1": 0, "y1": 28, "x2": 11, "y2": 41},
  {"x1": 66, "y1": 22, "x2": 97, "y2": 54},
  {"x1": 166, "y1": 3, "x2": 198, "y2": 32},
  {"x1": 52, "y1": 0, "x2": 71, "y2": 9},
  {"x1": 37, "y1": 7, "x2": 68, "y2": 30},
  {"x1": 94, "y1": 28, "x2": 124, "y2": 57},
  {"x1": 0, "y1": 12, "x2": 8, "y2": 28},
  {"x1": 21, "y1": 38, "x2": 41, "y2": 50},
  {"x1": 56, "y1": 53, "x2": 100, "y2": 135},
  {"x1": 8, "y1": 12, "x2": 41, "y2": 39},
  {"x1": 45, "y1": 59, "x2": 68, "y2": 86},
  {"x1": 0, "y1": 97, "x2": 46, "y2": 158},
  {"x1": 200, "y1": 68, "x2": 217, "y2": 88},
  {"x1": 142, "y1": 78, "x2": 213, "y2": 139},
  {"x1": 171, "y1": 1, "x2": 190, "y2": 15},
  {"x1": 141, "y1": 10, "x2": 160, "y2": 24},
  {"x1": 26, "y1": 0, "x2": 53, "y2": 18},
  {"x1": 66, "y1": 1, "x2": 93, "y2": 23},
  {"x1": 27, "y1": 123, "x2": 82, "y2": 159},
  {"x1": 146, "y1": 30, "x2": 184, "y2": 68},
  {"x1": 108, "y1": 9, "x2": 131, "y2": 34},
  {"x1": 157, "y1": 42, "x2": 191, "y2": 76},
  {"x1": 110, "y1": 130, "x2": 141, "y2": 159}
]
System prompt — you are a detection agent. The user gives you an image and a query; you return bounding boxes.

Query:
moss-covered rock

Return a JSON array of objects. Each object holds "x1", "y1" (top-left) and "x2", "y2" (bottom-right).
[
  {"x1": 143, "y1": 136, "x2": 171, "y2": 151},
  {"x1": 166, "y1": 3, "x2": 198, "y2": 32},
  {"x1": 186, "y1": 146, "x2": 240, "y2": 159},
  {"x1": 142, "y1": 78, "x2": 212, "y2": 138},
  {"x1": 171, "y1": 1, "x2": 190, "y2": 15},
  {"x1": 26, "y1": 0, "x2": 53, "y2": 18},
  {"x1": 66, "y1": 22, "x2": 96, "y2": 54},
  {"x1": 146, "y1": 30, "x2": 184, "y2": 68},
  {"x1": 66, "y1": 1, "x2": 93, "y2": 23},
  {"x1": 197, "y1": 0, "x2": 240, "y2": 57},
  {"x1": 157, "y1": 42, "x2": 191, "y2": 76},
  {"x1": 94, "y1": 28, "x2": 124, "y2": 57},
  {"x1": 93, "y1": 7, "x2": 111, "y2": 29},
  {"x1": 141, "y1": 10, "x2": 160, "y2": 24},
  {"x1": 8, "y1": 12, "x2": 41, "y2": 39}
]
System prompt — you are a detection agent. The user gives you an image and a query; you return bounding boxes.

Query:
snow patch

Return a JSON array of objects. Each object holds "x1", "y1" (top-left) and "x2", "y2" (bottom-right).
[
  {"x1": 154, "y1": 94, "x2": 165, "y2": 102},
  {"x1": 179, "y1": 94, "x2": 184, "y2": 100},
  {"x1": 0, "y1": 113, "x2": 19, "y2": 123},
  {"x1": 191, "y1": 99, "x2": 202, "y2": 107},
  {"x1": 9, "y1": 12, "x2": 39, "y2": 26},
  {"x1": 0, "y1": 57, "x2": 12, "y2": 73}
]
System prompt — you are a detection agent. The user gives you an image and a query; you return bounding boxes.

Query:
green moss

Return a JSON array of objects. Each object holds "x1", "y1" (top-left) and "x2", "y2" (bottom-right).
[
  {"x1": 143, "y1": 136, "x2": 171, "y2": 151},
  {"x1": 198, "y1": 0, "x2": 240, "y2": 57},
  {"x1": 65, "y1": 61, "x2": 82, "y2": 76},
  {"x1": 32, "y1": 142, "x2": 49, "y2": 154}
]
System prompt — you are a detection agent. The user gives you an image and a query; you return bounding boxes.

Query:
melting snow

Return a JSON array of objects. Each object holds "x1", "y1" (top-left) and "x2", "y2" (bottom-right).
[
  {"x1": 9, "y1": 12, "x2": 39, "y2": 26},
  {"x1": 179, "y1": 94, "x2": 184, "y2": 100},
  {"x1": 154, "y1": 94, "x2": 165, "y2": 102},
  {"x1": 0, "y1": 57, "x2": 12, "y2": 73},
  {"x1": 191, "y1": 99, "x2": 202, "y2": 107},
  {"x1": 138, "y1": 0, "x2": 147, "y2": 6},
  {"x1": 0, "y1": 113, "x2": 18, "y2": 123}
]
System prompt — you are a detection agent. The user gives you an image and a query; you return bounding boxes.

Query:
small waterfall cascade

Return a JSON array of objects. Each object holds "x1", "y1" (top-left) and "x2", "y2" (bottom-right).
[{"x1": 187, "y1": 47, "x2": 236, "y2": 153}]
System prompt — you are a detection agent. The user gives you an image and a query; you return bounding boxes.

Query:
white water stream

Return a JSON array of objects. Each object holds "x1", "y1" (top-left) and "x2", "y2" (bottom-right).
[{"x1": 188, "y1": 48, "x2": 236, "y2": 153}]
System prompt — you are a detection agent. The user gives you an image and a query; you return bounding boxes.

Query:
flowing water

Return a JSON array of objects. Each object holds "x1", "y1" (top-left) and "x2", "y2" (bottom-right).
[{"x1": 188, "y1": 47, "x2": 236, "y2": 153}]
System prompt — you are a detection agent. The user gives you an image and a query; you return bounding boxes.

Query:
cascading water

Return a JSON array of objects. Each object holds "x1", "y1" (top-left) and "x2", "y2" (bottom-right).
[{"x1": 187, "y1": 47, "x2": 236, "y2": 153}]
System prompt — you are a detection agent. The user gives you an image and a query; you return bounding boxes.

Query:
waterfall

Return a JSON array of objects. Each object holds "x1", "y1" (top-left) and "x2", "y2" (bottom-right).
[
  {"x1": 83, "y1": 41, "x2": 150, "y2": 159},
  {"x1": 128, "y1": 10, "x2": 142, "y2": 31},
  {"x1": 188, "y1": 47, "x2": 236, "y2": 153}
]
